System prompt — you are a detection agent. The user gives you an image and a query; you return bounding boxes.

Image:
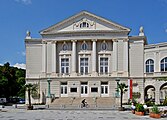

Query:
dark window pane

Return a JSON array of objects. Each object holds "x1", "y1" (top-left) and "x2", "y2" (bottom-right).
[
  {"x1": 105, "y1": 87, "x2": 108, "y2": 94},
  {"x1": 61, "y1": 87, "x2": 63, "y2": 94},
  {"x1": 161, "y1": 64, "x2": 164, "y2": 71},
  {"x1": 101, "y1": 86, "x2": 104, "y2": 94},
  {"x1": 85, "y1": 86, "x2": 87, "y2": 94},
  {"x1": 81, "y1": 86, "x2": 83, "y2": 94},
  {"x1": 70, "y1": 88, "x2": 77, "y2": 92},
  {"x1": 65, "y1": 86, "x2": 67, "y2": 94},
  {"x1": 146, "y1": 65, "x2": 149, "y2": 72},
  {"x1": 91, "y1": 87, "x2": 98, "y2": 92}
]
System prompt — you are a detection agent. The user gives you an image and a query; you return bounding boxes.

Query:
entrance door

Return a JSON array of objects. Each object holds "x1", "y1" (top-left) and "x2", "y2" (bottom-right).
[
  {"x1": 61, "y1": 85, "x2": 68, "y2": 97},
  {"x1": 101, "y1": 85, "x2": 109, "y2": 97},
  {"x1": 81, "y1": 82, "x2": 88, "y2": 97}
]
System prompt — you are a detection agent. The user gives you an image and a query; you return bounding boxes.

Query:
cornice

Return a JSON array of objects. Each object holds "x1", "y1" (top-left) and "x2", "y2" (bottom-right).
[{"x1": 41, "y1": 30, "x2": 129, "y2": 35}]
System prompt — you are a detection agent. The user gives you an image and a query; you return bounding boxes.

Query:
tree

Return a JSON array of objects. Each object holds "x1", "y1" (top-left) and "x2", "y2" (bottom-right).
[
  {"x1": 117, "y1": 83, "x2": 128, "y2": 110},
  {"x1": 24, "y1": 83, "x2": 37, "y2": 110}
]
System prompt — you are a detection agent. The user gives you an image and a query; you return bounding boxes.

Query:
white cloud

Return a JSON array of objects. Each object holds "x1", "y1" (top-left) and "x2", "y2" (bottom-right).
[
  {"x1": 165, "y1": 29, "x2": 167, "y2": 33},
  {"x1": 15, "y1": 0, "x2": 32, "y2": 5},
  {"x1": 13, "y1": 63, "x2": 26, "y2": 69},
  {"x1": 17, "y1": 51, "x2": 26, "y2": 56},
  {"x1": 22, "y1": 51, "x2": 26, "y2": 56}
]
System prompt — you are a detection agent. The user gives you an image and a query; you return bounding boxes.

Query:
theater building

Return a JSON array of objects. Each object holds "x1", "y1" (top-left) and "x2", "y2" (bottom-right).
[{"x1": 25, "y1": 11, "x2": 167, "y2": 105}]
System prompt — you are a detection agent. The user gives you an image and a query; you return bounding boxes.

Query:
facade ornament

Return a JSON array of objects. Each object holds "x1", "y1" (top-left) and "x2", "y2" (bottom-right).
[
  {"x1": 139, "y1": 26, "x2": 144, "y2": 36},
  {"x1": 26, "y1": 30, "x2": 31, "y2": 39}
]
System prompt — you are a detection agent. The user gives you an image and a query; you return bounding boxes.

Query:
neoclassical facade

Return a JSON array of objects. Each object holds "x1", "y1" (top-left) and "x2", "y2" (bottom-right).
[{"x1": 25, "y1": 11, "x2": 167, "y2": 105}]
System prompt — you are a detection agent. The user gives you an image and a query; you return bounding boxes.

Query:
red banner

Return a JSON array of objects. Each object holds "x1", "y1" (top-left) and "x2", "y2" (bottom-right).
[{"x1": 130, "y1": 79, "x2": 133, "y2": 99}]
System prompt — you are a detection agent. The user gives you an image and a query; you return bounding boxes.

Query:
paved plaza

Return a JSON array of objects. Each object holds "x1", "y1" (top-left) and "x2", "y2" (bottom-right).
[{"x1": 0, "y1": 106, "x2": 163, "y2": 120}]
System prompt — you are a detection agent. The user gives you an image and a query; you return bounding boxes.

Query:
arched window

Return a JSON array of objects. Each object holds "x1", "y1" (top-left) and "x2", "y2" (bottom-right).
[
  {"x1": 62, "y1": 43, "x2": 68, "y2": 51},
  {"x1": 101, "y1": 42, "x2": 107, "y2": 51},
  {"x1": 161, "y1": 57, "x2": 167, "y2": 72},
  {"x1": 145, "y1": 59, "x2": 154, "y2": 73},
  {"x1": 80, "y1": 22, "x2": 89, "y2": 28},
  {"x1": 81, "y1": 42, "x2": 88, "y2": 50}
]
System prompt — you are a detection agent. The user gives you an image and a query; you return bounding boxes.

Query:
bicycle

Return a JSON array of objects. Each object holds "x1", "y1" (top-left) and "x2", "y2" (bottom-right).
[{"x1": 81, "y1": 102, "x2": 89, "y2": 108}]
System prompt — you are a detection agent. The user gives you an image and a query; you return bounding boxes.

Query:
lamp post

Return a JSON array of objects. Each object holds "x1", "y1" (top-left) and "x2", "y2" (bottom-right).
[
  {"x1": 47, "y1": 77, "x2": 52, "y2": 98},
  {"x1": 115, "y1": 78, "x2": 120, "y2": 97}
]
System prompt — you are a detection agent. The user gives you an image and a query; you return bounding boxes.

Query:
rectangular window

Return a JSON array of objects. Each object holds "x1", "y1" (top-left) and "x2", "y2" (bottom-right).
[
  {"x1": 91, "y1": 87, "x2": 98, "y2": 92},
  {"x1": 100, "y1": 58, "x2": 108, "y2": 73},
  {"x1": 61, "y1": 58, "x2": 69, "y2": 74},
  {"x1": 70, "y1": 88, "x2": 77, "y2": 92},
  {"x1": 80, "y1": 58, "x2": 88, "y2": 75}
]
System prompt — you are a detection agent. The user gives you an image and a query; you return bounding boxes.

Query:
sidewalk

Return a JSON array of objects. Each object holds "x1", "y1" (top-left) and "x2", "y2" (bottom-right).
[{"x1": 0, "y1": 106, "x2": 158, "y2": 120}]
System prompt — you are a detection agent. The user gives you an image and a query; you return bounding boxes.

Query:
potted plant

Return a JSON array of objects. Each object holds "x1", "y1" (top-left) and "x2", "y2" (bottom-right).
[
  {"x1": 24, "y1": 83, "x2": 37, "y2": 110},
  {"x1": 150, "y1": 105, "x2": 161, "y2": 118},
  {"x1": 117, "y1": 83, "x2": 128, "y2": 111},
  {"x1": 135, "y1": 103, "x2": 145, "y2": 116}
]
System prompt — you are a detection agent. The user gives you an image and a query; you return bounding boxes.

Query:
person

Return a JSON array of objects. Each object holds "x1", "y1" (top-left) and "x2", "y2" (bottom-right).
[
  {"x1": 82, "y1": 99, "x2": 86, "y2": 107},
  {"x1": 131, "y1": 102, "x2": 136, "y2": 110}
]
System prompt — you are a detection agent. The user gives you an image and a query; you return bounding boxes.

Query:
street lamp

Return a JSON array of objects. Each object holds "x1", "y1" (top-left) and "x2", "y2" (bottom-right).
[
  {"x1": 115, "y1": 78, "x2": 120, "y2": 97},
  {"x1": 47, "y1": 77, "x2": 52, "y2": 98}
]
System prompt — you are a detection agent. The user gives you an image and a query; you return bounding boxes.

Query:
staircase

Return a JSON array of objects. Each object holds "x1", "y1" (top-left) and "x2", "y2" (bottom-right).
[{"x1": 49, "y1": 97, "x2": 117, "y2": 109}]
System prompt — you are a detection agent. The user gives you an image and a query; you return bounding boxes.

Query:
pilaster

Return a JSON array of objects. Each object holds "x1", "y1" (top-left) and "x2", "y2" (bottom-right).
[
  {"x1": 71, "y1": 40, "x2": 77, "y2": 76},
  {"x1": 42, "y1": 40, "x2": 47, "y2": 76},
  {"x1": 51, "y1": 41, "x2": 57, "y2": 76},
  {"x1": 92, "y1": 39, "x2": 97, "y2": 76},
  {"x1": 123, "y1": 38, "x2": 129, "y2": 76},
  {"x1": 112, "y1": 39, "x2": 118, "y2": 76}
]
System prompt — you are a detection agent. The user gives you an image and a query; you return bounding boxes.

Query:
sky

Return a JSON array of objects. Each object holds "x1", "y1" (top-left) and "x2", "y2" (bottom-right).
[{"x1": 0, "y1": 0, "x2": 167, "y2": 69}]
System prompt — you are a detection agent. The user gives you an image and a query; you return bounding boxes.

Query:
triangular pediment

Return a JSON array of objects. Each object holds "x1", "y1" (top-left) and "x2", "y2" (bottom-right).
[{"x1": 40, "y1": 11, "x2": 130, "y2": 35}]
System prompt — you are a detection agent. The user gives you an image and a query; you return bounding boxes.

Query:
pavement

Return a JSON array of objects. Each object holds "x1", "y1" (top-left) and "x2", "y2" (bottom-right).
[{"x1": 0, "y1": 106, "x2": 164, "y2": 120}]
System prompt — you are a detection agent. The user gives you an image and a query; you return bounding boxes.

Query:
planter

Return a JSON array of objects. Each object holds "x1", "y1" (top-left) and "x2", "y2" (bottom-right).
[
  {"x1": 118, "y1": 107, "x2": 125, "y2": 111},
  {"x1": 149, "y1": 113, "x2": 161, "y2": 118},
  {"x1": 135, "y1": 111, "x2": 144, "y2": 116},
  {"x1": 132, "y1": 110, "x2": 135, "y2": 114},
  {"x1": 27, "y1": 105, "x2": 33, "y2": 110}
]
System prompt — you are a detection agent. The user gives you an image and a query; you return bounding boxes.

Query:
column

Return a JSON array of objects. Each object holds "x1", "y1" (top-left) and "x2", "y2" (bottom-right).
[
  {"x1": 71, "y1": 40, "x2": 77, "y2": 75},
  {"x1": 42, "y1": 41, "x2": 46, "y2": 74},
  {"x1": 92, "y1": 39, "x2": 97, "y2": 74},
  {"x1": 112, "y1": 39, "x2": 118, "y2": 73},
  {"x1": 52, "y1": 41, "x2": 56, "y2": 75},
  {"x1": 123, "y1": 39, "x2": 129, "y2": 75}
]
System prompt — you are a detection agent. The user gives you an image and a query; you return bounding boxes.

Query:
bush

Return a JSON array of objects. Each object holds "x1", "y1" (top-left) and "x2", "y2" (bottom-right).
[
  {"x1": 151, "y1": 105, "x2": 160, "y2": 114},
  {"x1": 146, "y1": 101, "x2": 155, "y2": 107},
  {"x1": 136, "y1": 103, "x2": 144, "y2": 112}
]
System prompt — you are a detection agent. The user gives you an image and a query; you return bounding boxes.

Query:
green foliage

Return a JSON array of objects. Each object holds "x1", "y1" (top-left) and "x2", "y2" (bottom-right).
[
  {"x1": 117, "y1": 83, "x2": 128, "y2": 107},
  {"x1": 132, "y1": 92, "x2": 141, "y2": 98},
  {"x1": 146, "y1": 101, "x2": 155, "y2": 107},
  {"x1": 0, "y1": 62, "x2": 25, "y2": 98},
  {"x1": 163, "y1": 96, "x2": 167, "y2": 105},
  {"x1": 156, "y1": 77, "x2": 167, "y2": 81},
  {"x1": 24, "y1": 83, "x2": 38, "y2": 107},
  {"x1": 151, "y1": 105, "x2": 160, "y2": 114},
  {"x1": 136, "y1": 103, "x2": 144, "y2": 112}
]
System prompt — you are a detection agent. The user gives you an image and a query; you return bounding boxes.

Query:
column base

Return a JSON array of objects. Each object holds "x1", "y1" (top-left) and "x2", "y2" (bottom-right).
[{"x1": 46, "y1": 97, "x2": 52, "y2": 104}]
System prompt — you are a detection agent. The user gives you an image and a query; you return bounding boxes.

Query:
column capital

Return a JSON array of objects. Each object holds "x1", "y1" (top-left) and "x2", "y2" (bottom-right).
[
  {"x1": 51, "y1": 41, "x2": 57, "y2": 44},
  {"x1": 123, "y1": 38, "x2": 129, "y2": 42},
  {"x1": 42, "y1": 40, "x2": 47, "y2": 44},
  {"x1": 92, "y1": 39, "x2": 97, "y2": 42},
  {"x1": 112, "y1": 38, "x2": 118, "y2": 42},
  {"x1": 71, "y1": 40, "x2": 77, "y2": 42}
]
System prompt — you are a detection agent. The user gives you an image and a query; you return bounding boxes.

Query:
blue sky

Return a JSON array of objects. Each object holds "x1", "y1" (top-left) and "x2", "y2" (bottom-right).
[{"x1": 0, "y1": 0, "x2": 167, "y2": 68}]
